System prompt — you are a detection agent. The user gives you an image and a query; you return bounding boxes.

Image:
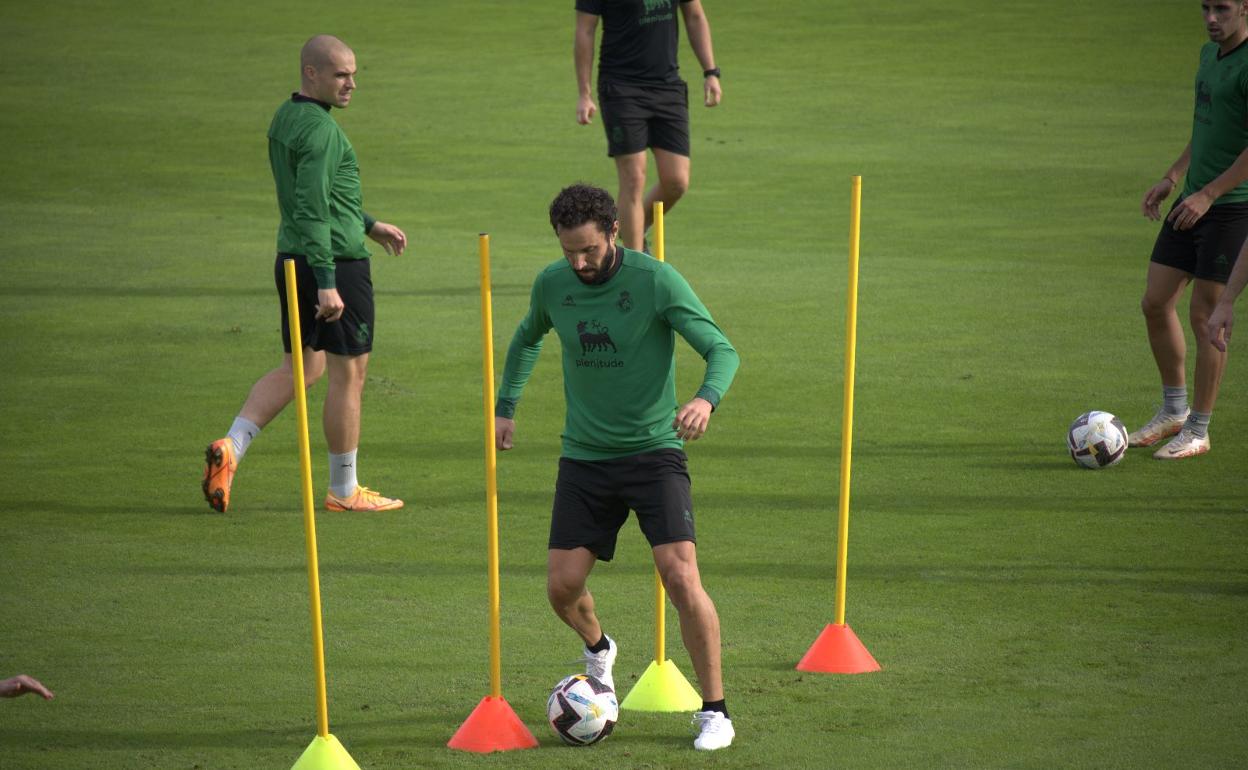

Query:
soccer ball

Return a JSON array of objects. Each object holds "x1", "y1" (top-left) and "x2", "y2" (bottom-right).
[
  {"x1": 1067, "y1": 411, "x2": 1128, "y2": 469},
  {"x1": 546, "y1": 674, "x2": 618, "y2": 746}
]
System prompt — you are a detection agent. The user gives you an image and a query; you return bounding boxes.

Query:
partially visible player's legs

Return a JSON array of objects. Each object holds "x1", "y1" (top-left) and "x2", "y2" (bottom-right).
[
  {"x1": 1156, "y1": 278, "x2": 1226, "y2": 459},
  {"x1": 322, "y1": 352, "x2": 402, "y2": 510},
  {"x1": 653, "y1": 541, "x2": 723, "y2": 701},
  {"x1": 204, "y1": 350, "x2": 326, "y2": 512},
  {"x1": 654, "y1": 541, "x2": 733, "y2": 750},
  {"x1": 1130, "y1": 262, "x2": 1192, "y2": 447},
  {"x1": 548, "y1": 547, "x2": 617, "y2": 688},
  {"x1": 547, "y1": 547, "x2": 601, "y2": 643},
  {"x1": 614, "y1": 151, "x2": 649, "y2": 250},
  {"x1": 642, "y1": 148, "x2": 690, "y2": 233}
]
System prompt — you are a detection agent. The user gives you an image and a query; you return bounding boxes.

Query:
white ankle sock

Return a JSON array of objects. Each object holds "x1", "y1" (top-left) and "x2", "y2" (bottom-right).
[
  {"x1": 329, "y1": 450, "x2": 358, "y2": 497},
  {"x1": 228, "y1": 417, "x2": 261, "y2": 460}
]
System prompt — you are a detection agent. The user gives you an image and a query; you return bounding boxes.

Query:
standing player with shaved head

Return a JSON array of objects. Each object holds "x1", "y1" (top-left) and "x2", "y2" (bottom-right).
[
  {"x1": 202, "y1": 35, "x2": 408, "y2": 512},
  {"x1": 1133, "y1": 1, "x2": 1248, "y2": 458}
]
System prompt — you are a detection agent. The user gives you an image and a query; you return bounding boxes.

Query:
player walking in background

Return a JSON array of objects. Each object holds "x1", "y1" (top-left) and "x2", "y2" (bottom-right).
[
  {"x1": 1133, "y1": 0, "x2": 1248, "y2": 459},
  {"x1": 574, "y1": 0, "x2": 721, "y2": 251},
  {"x1": 203, "y1": 35, "x2": 407, "y2": 512},
  {"x1": 496, "y1": 184, "x2": 739, "y2": 750}
]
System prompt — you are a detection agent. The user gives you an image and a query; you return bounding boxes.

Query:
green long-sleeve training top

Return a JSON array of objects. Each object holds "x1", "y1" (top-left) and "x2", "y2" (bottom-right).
[
  {"x1": 497, "y1": 247, "x2": 739, "y2": 460},
  {"x1": 267, "y1": 94, "x2": 374, "y2": 289}
]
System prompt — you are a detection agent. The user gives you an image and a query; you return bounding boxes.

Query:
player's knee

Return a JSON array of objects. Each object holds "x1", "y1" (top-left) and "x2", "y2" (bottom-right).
[
  {"x1": 661, "y1": 173, "x2": 689, "y2": 201},
  {"x1": 1141, "y1": 293, "x2": 1169, "y2": 319},
  {"x1": 660, "y1": 566, "x2": 700, "y2": 607},
  {"x1": 547, "y1": 576, "x2": 583, "y2": 609}
]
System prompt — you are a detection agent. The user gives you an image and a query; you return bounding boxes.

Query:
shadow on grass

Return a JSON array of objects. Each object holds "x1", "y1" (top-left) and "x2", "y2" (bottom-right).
[
  {"x1": 3, "y1": 283, "x2": 530, "y2": 299},
  {"x1": 0, "y1": 711, "x2": 460, "y2": 752}
]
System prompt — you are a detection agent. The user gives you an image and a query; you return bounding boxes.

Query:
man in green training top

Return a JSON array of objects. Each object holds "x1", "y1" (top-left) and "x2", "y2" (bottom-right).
[
  {"x1": 495, "y1": 184, "x2": 740, "y2": 751},
  {"x1": 1133, "y1": 0, "x2": 1248, "y2": 459},
  {"x1": 202, "y1": 35, "x2": 407, "y2": 513}
]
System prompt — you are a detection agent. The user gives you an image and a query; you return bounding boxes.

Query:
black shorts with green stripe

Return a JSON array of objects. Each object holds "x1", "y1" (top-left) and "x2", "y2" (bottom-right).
[
  {"x1": 275, "y1": 253, "x2": 374, "y2": 356},
  {"x1": 550, "y1": 449, "x2": 695, "y2": 562},
  {"x1": 1150, "y1": 199, "x2": 1248, "y2": 283}
]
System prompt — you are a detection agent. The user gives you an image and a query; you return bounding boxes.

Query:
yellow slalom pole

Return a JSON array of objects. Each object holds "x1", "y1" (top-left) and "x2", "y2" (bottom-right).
[
  {"x1": 833, "y1": 177, "x2": 862, "y2": 627},
  {"x1": 283, "y1": 259, "x2": 330, "y2": 739},
  {"x1": 652, "y1": 200, "x2": 666, "y2": 665},
  {"x1": 478, "y1": 234, "x2": 503, "y2": 698}
]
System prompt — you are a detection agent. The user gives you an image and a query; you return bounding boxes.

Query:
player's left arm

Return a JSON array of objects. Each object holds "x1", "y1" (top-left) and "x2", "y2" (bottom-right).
[
  {"x1": 658, "y1": 266, "x2": 740, "y2": 439},
  {"x1": 680, "y1": 0, "x2": 721, "y2": 107},
  {"x1": 1168, "y1": 145, "x2": 1248, "y2": 230}
]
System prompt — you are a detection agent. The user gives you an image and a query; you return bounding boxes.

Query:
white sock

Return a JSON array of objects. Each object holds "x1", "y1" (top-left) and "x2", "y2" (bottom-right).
[
  {"x1": 329, "y1": 450, "x2": 358, "y2": 498},
  {"x1": 228, "y1": 417, "x2": 261, "y2": 460}
]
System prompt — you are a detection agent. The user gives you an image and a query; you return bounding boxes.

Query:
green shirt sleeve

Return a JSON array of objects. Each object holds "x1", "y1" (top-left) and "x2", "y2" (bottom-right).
[
  {"x1": 496, "y1": 270, "x2": 554, "y2": 417},
  {"x1": 295, "y1": 122, "x2": 341, "y2": 289},
  {"x1": 656, "y1": 265, "x2": 739, "y2": 409}
]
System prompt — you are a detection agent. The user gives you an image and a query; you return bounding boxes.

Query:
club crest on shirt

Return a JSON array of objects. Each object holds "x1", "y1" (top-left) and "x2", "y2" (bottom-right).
[{"x1": 617, "y1": 291, "x2": 633, "y2": 312}]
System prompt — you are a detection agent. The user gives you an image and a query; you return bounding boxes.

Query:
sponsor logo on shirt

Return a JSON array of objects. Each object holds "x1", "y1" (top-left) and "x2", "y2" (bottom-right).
[{"x1": 575, "y1": 319, "x2": 624, "y2": 368}]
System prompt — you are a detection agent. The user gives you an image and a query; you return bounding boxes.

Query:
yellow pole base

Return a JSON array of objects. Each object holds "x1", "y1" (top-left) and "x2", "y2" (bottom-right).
[
  {"x1": 619, "y1": 659, "x2": 702, "y2": 712},
  {"x1": 291, "y1": 734, "x2": 362, "y2": 770}
]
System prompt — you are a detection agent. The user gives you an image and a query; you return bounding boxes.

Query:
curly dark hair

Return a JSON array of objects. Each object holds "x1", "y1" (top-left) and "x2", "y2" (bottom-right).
[{"x1": 549, "y1": 183, "x2": 617, "y2": 234}]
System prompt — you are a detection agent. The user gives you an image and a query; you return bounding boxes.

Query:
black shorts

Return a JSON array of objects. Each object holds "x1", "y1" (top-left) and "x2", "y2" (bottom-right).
[
  {"x1": 1150, "y1": 199, "x2": 1248, "y2": 283},
  {"x1": 550, "y1": 449, "x2": 695, "y2": 562},
  {"x1": 275, "y1": 253, "x2": 375, "y2": 356},
  {"x1": 599, "y1": 79, "x2": 690, "y2": 158}
]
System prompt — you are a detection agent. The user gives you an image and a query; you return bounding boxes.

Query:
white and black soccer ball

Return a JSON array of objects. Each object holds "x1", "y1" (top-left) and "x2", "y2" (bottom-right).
[
  {"x1": 1067, "y1": 411, "x2": 1128, "y2": 469},
  {"x1": 546, "y1": 674, "x2": 618, "y2": 746}
]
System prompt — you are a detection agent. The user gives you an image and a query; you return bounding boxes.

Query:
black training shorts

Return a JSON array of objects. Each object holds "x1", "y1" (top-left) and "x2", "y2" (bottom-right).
[
  {"x1": 1150, "y1": 199, "x2": 1248, "y2": 283},
  {"x1": 549, "y1": 449, "x2": 696, "y2": 562},
  {"x1": 275, "y1": 253, "x2": 375, "y2": 356},
  {"x1": 599, "y1": 79, "x2": 690, "y2": 158}
]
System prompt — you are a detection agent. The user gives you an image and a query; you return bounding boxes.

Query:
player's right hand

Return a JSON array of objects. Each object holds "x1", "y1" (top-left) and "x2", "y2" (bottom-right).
[
  {"x1": 1141, "y1": 178, "x2": 1175, "y2": 221},
  {"x1": 316, "y1": 288, "x2": 345, "y2": 322},
  {"x1": 577, "y1": 95, "x2": 598, "y2": 125},
  {"x1": 496, "y1": 416, "x2": 516, "y2": 450}
]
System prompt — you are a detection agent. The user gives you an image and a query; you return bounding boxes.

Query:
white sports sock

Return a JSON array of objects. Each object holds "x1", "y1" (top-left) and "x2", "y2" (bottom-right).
[
  {"x1": 228, "y1": 417, "x2": 261, "y2": 460},
  {"x1": 329, "y1": 450, "x2": 358, "y2": 498}
]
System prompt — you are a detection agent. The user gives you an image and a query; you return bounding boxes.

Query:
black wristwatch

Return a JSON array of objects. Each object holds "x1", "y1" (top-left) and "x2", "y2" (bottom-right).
[{"x1": 703, "y1": 67, "x2": 721, "y2": 79}]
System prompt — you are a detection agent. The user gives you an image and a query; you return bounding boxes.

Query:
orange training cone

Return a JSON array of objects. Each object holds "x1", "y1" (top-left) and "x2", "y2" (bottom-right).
[
  {"x1": 448, "y1": 695, "x2": 540, "y2": 753},
  {"x1": 797, "y1": 623, "x2": 880, "y2": 674}
]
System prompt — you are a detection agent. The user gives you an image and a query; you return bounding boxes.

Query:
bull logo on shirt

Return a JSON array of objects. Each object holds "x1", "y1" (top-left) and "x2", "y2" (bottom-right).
[{"x1": 577, "y1": 320, "x2": 617, "y2": 354}]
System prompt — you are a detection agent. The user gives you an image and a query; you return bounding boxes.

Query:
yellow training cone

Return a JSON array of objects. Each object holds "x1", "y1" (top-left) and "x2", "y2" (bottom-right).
[
  {"x1": 619, "y1": 659, "x2": 702, "y2": 712},
  {"x1": 291, "y1": 734, "x2": 361, "y2": 770}
]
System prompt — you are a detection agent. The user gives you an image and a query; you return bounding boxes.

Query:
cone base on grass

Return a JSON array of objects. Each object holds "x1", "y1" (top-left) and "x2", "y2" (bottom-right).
[
  {"x1": 448, "y1": 695, "x2": 539, "y2": 753},
  {"x1": 620, "y1": 659, "x2": 703, "y2": 712},
  {"x1": 291, "y1": 734, "x2": 361, "y2": 770},
  {"x1": 797, "y1": 623, "x2": 881, "y2": 673}
]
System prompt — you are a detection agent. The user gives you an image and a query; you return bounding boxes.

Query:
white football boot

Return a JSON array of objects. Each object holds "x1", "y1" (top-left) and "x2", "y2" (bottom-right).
[
  {"x1": 1128, "y1": 407, "x2": 1188, "y2": 447},
  {"x1": 1153, "y1": 428, "x2": 1210, "y2": 459},
  {"x1": 583, "y1": 635, "x2": 617, "y2": 691},
  {"x1": 693, "y1": 710, "x2": 735, "y2": 750}
]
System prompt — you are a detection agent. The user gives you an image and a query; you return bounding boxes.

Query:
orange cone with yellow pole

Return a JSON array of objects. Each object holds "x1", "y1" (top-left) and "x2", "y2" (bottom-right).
[
  {"x1": 796, "y1": 177, "x2": 881, "y2": 675},
  {"x1": 447, "y1": 234, "x2": 540, "y2": 752}
]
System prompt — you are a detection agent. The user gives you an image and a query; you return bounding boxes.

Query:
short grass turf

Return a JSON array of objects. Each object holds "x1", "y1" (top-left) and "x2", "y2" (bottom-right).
[{"x1": 2, "y1": 1, "x2": 1246, "y2": 768}]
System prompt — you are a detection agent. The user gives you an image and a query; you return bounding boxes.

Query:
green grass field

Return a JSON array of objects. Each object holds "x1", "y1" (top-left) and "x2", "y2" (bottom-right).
[{"x1": 2, "y1": 1, "x2": 1246, "y2": 767}]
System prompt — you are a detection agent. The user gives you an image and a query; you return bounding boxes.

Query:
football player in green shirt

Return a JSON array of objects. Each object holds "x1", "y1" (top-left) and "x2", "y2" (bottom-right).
[
  {"x1": 202, "y1": 35, "x2": 408, "y2": 513},
  {"x1": 1134, "y1": 0, "x2": 1248, "y2": 459},
  {"x1": 496, "y1": 183, "x2": 739, "y2": 750}
]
